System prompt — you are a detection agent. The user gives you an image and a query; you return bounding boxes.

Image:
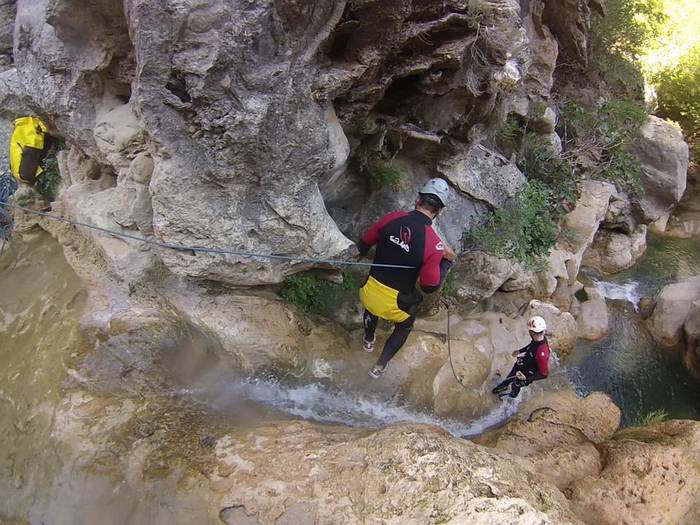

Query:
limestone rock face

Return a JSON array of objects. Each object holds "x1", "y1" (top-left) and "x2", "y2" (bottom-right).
[
  {"x1": 631, "y1": 116, "x2": 690, "y2": 223},
  {"x1": 665, "y1": 163, "x2": 700, "y2": 238},
  {"x1": 582, "y1": 224, "x2": 647, "y2": 275},
  {"x1": 522, "y1": 1, "x2": 559, "y2": 97},
  {"x1": 127, "y1": 0, "x2": 354, "y2": 285},
  {"x1": 568, "y1": 420, "x2": 700, "y2": 525},
  {"x1": 571, "y1": 285, "x2": 609, "y2": 341},
  {"x1": 477, "y1": 390, "x2": 621, "y2": 490},
  {"x1": 450, "y1": 250, "x2": 515, "y2": 305},
  {"x1": 11, "y1": 0, "x2": 357, "y2": 285},
  {"x1": 683, "y1": 301, "x2": 700, "y2": 380},
  {"x1": 542, "y1": 0, "x2": 603, "y2": 65},
  {"x1": 646, "y1": 276, "x2": 700, "y2": 347},
  {"x1": 438, "y1": 144, "x2": 526, "y2": 209},
  {"x1": 0, "y1": 0, "x2": 15, "y2": 70},
  {"x1": 212, "y1": 422, "x2": 584, "y2": 525},
  {"x1": 1, "y1": 0, "x2": 623, "y2": 295},
  {"x1": 557, "y1": 180, "x2": 616, "y2": 274},
  {"x1": 602, "y1": 192, "x2": 637, "y2": 234}
]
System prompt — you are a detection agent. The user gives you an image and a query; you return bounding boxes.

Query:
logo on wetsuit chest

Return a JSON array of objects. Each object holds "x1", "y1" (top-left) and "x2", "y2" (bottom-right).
[{"x1": 390, "y1": 226, "x2": 412, "y2": 252}]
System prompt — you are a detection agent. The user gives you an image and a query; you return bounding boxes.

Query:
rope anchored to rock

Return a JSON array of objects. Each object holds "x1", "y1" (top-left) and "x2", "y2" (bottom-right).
[
  {"x1": 0, "y1": 200, "x2": 416, "y2": 269},
  {"x1": 2, "y1": 199, "x2": 478, "y2": 390}
]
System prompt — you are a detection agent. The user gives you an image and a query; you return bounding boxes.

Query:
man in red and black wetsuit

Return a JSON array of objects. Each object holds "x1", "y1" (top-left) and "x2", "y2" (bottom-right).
[
  {"x1": 492, "y1": 315, "x2": 550, "y2": 398},
  {"x1": 357, "y1": 179, "x2": 455, "y2": 379}
]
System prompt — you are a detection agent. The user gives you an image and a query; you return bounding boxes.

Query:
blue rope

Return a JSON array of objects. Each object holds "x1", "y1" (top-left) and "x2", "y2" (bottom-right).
[{"x1": 0, "y1": 200, "x2": 416, "y2": 269}]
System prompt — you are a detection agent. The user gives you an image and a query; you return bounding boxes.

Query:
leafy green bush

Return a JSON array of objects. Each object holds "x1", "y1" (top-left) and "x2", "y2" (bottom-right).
[
  {"x1": 280, "y1": 270, "x2": 362, "y2": 315},
  {"x1": 589, "y1": 0, "x2": 667, "y2": 96},
  {"x1": 561, "y1": 99, "x2": 647, "y2": 145},
  {"x1": 464, "y1": 180, "x2": 558, "y2": 268},
  {"x1": 600, "y1": 148, "x2": 645, "y2": 195},
  {"x1": 518, "y1": 133, "x2": 579, "y2": 214},
  {"x1": 574, "y1": 288, "x2": 589, "y2": 302},
  {"x1": 653, "y1": 43, "x2": 700, "y2": 159},
  {"x1": 592, "y1": 0, "x2": 667, "y2": 59},
  {"x1": 560, "y1": 99, "x2": 646, "y2": 195},
  {"x1": 369, "y1": 164, "x2": 402, "y2": 190},
  {"x1": 480, "y1": 115, "x2": 579, "y2": 266}
]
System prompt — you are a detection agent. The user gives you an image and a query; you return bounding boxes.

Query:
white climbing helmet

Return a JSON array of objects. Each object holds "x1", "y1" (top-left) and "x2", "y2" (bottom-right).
[
  {"x1": 527, "y1": 315, "x2": 547, "y2": 333},
  {"x1": 419, "y1": 178, "x2": 450, "y2": 208}
]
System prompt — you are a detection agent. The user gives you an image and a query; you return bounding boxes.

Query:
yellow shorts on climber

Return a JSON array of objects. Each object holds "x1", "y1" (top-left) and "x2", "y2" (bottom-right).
[{"x1": 360, "y1": 276, "x2": 411, "y2": 323}]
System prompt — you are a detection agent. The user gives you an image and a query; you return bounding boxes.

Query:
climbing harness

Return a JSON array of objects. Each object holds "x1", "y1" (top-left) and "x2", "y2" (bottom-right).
[{"x1": 0, "y1": 200, "x2": 416, "y2": 270}]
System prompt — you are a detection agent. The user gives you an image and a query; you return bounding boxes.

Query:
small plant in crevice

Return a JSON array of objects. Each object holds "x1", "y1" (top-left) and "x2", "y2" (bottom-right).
[
  {"x1": 637, "y1": 408, "x2": 668, "y2": 426},
  {"x1": 280, "y1": 269, "x2": 362, "y2": 315},
  {"x1": 37, "y1": 137, "x2": 66, "y2": 202},
  {"x1": 37, "y1": 155, "x2": 61, "y2": 201},
  {"x1": 496, "y1": 116, "x2": 523, "y2": 142},
  {"x1": 368, "y1": 163, "x2": 403, "y2": 190},
  {"x1": 442, "y1": 271, "x2": 455, "y2": 298}
]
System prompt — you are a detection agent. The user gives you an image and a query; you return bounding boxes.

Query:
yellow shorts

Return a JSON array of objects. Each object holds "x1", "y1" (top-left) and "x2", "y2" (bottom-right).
[{"x1": 359, "y1": 276, "x2": 411, "y2": 323}]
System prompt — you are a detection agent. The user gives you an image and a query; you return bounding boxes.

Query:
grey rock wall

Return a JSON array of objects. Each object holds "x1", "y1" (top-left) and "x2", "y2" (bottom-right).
[{"x1": 0, "y1": 0, "x2": 689, "y2": 295}]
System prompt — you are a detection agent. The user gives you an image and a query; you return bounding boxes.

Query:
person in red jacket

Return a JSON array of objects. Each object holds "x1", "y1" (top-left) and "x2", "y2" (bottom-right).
[
  {"x1": 357, "y1": 179, "x2": 455, "y2": 379},
  {"x1": 492, "y1": 316, "x2": 551, "y2": 398}
]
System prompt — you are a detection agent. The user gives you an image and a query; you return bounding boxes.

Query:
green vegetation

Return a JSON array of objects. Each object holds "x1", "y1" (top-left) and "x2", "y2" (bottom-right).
[
  {"x1": 637, "y1": 408, "x2": 669, "y2": 426},
  {"x1": 591, "y1": 0, "x2": 700, "y2": 157},
  {"x1": 470, "y1": 0, "x2": 700, "y2": 268},
  {"x1": 37, "y1": 154, "x2": 61, "y2": 201},
  {"x1": 653, "y1": 44, "x2": 700, "y2": 158},
  {"x1": 442, "y1": 271, "x2": 455, "y2": 298},
  {"x1": 280, "y1": 269, "x2": 361, "y2": 315},
  {"x1": 589, "y1": 0, "x2": 667, "y2": 97},
  {"x1": 369, "y1": 164, "x2": 403, "y2": 190},
  {"x1": 495, "y1": 116, "x2": 521, "y2": 142},
  {"x1": 36, "y1": 137, "x2": 65, "y2": 201},
  {"x1": 464, "y1": 180, "x2": 558, "y2": 268},
  {"x1": 560, "y1": 99, "x2": 647, "y2": 196},
  {"x1": 476, "y1": 115, "x2": 580, "y2": 267},
  {"x1": 519, "y1": 134, "x2": 579, "y2": 213},
  {"x1": 478, "y1": 96, "x2": 646, "y2": 267}
]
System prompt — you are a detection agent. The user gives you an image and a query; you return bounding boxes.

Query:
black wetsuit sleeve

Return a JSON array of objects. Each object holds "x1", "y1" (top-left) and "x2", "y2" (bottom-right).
[
  {"x1": 514, "y1": 344, "x2": 529, "y2": 356},
  {"x1": 420, "y1": 259, "x2": 452, "y2": 294},
  {"x1": 357, "y1": 239, "x2": 371, "y2": 256}
]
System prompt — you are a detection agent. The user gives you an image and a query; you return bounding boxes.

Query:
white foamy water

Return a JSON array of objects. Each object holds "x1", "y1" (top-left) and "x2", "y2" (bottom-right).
[
  {"x1": 591, "y1": 277, "x2": 642, "y2": 306},
  {"x1": 182, "y1": 372, "x2": 526, "y2": 438}
]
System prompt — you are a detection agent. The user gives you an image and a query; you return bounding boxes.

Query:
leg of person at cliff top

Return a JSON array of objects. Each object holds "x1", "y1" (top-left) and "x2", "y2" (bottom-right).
[
  {"x1": 492, "y1": 364, "x2": 520, "y2": 396},
  {"x1": 362, "y1": 310, "x2": 379, "y2": 352},
  {"x1": 368, "y1": 315, "x2": 415, "y2": 378}
]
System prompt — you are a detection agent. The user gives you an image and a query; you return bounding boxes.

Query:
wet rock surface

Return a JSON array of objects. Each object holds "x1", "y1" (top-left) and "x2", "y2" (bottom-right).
[
  {"x1": 568, "y1": 420, "x2": 700, "y2": 525},
  {"x1": 0, "y1": 0, "x2": 697, "y2": 523}
]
